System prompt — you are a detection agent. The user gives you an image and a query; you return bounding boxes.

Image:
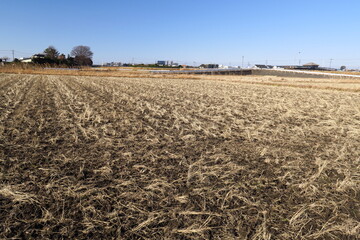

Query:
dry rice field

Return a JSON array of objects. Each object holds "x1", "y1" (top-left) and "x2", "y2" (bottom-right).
[{"x1": 0, "y1": 73, "x2": 359, "y2": 239}]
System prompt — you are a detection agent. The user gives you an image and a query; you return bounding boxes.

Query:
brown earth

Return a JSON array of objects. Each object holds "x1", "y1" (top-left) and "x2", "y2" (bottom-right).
[{"x1": 0, "y1": 73, "x2": 359, "y2": 239}]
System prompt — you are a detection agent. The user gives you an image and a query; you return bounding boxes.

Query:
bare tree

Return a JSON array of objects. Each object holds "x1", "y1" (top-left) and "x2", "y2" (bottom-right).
[
  {"x1": 2, "y1": 56, "x2": 9, "y2": 62},
  {"x1": 44, "y1": 46, "x2": 59, "y2": 59},
  {"x1": 71, "y1": 45, "x2": 93, "y2": 59},
  {"x1": 71, "y1": 45, "x2": 93, "y2": 66}
]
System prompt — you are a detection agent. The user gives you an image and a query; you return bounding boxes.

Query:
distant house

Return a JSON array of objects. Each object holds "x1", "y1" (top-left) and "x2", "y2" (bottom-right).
[
  {"x1": 18, "y1": 54, "x2": 46, "y2": 63},
  {"x1": 32, "y1": 53, "x2": 46, "y2": 59},
  {"x1": 19, "y1": 58, "x2": 32, "y2": 63},
  {"x1": 18, "y1": 53, "x2": 52, "y2": 63},
  {"x1": 278, "y1": 62, "x2": 321, "y2": 70},
  {"x1": 302, "y1": 62, "x2": 319, "y2": 70}
]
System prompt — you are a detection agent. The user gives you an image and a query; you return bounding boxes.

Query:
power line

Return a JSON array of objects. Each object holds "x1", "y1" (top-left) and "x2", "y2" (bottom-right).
[
  {"x1": 15, "y1": 50, "x2": 34, "y2": 55},
  {"x1": 0, "y1": 50, "x2": 34, "y2": 54}
]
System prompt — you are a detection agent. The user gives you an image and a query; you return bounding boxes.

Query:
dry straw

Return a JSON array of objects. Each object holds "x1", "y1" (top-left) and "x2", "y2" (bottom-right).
[{"x1": 0, "y1": 72, "x2": 359, "y2": 239}]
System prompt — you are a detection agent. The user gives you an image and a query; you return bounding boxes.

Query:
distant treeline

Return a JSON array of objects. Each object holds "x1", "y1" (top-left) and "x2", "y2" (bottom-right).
[
  {"x1": 6, "y1": 45, "x2": 94, "y2": 67},
  {"x1": 14, "y1": 56, "x2": 81, "y2": 66}
]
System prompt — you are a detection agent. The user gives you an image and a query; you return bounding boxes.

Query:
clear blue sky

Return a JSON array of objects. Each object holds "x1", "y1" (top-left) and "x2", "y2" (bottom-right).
[{"x1": 1, "y1": 0, "x2": 360, "y2": 68}]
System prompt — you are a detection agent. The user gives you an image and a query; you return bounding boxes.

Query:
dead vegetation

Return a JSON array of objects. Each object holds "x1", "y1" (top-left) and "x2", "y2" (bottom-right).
[
  {"x1": 2, "y1": 65, "x2": 360, "y2": 92},
  {"x1": 0, "y1": 64, "x2": 186, "y2": 79},
  {"x1": 0, "y1": 73, "x2": 359, "y2": 239}
]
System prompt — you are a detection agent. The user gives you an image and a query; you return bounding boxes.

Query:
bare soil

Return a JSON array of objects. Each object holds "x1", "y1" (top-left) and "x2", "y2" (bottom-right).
[{"x1": 0, "y1": 73, "x2": 359, "y2": 239}]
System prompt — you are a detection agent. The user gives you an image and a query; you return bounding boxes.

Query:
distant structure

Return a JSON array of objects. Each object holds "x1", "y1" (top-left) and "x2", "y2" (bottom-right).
[
  {"x1": 302, "y1": 62, "x2": 320, "y2": 70},
  {"x1": 103, "y1": 62, "x2": 122, "y2": 67},
  {"x1": 219, "y1": 65, "x2": 240, "y2": 69},
  {"x1": 19, "y1": 53, "x2": 46, "y2": 63},
  {"x1": 156, "y1": 60, "x2": 178, "y2": 67},
  {"x1": 255, "y1": 64, "x2": 274, "y2": 69},
  {"x1": 170, "y1": 62, "x2": 179, "y2": 67},
  {"x1": 157, "y1": 60, "x2": 166, "y2": 66},
  {"x1": 254, "y1": 62, "x2": 339, "y2": 71},
  {"x1": 58, "y1": 54, "x2": 66, "y2": 60},
  {"x1": 19, "y1": 57, "x2": 32, "y2": 63},
  {"x1": 200, "y1": 64, "x2": 219, "y2": 69},
  {"x1": 277, "y1": 62, "x2": 320, "y2": 70},
  {"x1": 32, "y1": 53, "x2": 46, "y2": 59}
]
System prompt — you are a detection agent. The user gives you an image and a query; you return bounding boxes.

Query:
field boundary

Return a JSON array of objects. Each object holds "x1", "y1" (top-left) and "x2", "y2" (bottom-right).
[{"x1": 152, "y1": 68, "x2": 360, "y2": 79}]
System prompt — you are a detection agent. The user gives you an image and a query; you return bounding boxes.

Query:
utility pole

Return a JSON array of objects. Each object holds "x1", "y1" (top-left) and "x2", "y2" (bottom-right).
[
  {"x1": 242, "y1": 56, "x2": 244, "y2": 68},
  {"x1": 330, "y1": 58, "x2": 334, "y2": 68},
  {"x1": 298, "y1": 52, "x2": 301, "y2": 66},
  {"x1": 12, "y1": 50, "x2": 15, "y2": 61}
]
